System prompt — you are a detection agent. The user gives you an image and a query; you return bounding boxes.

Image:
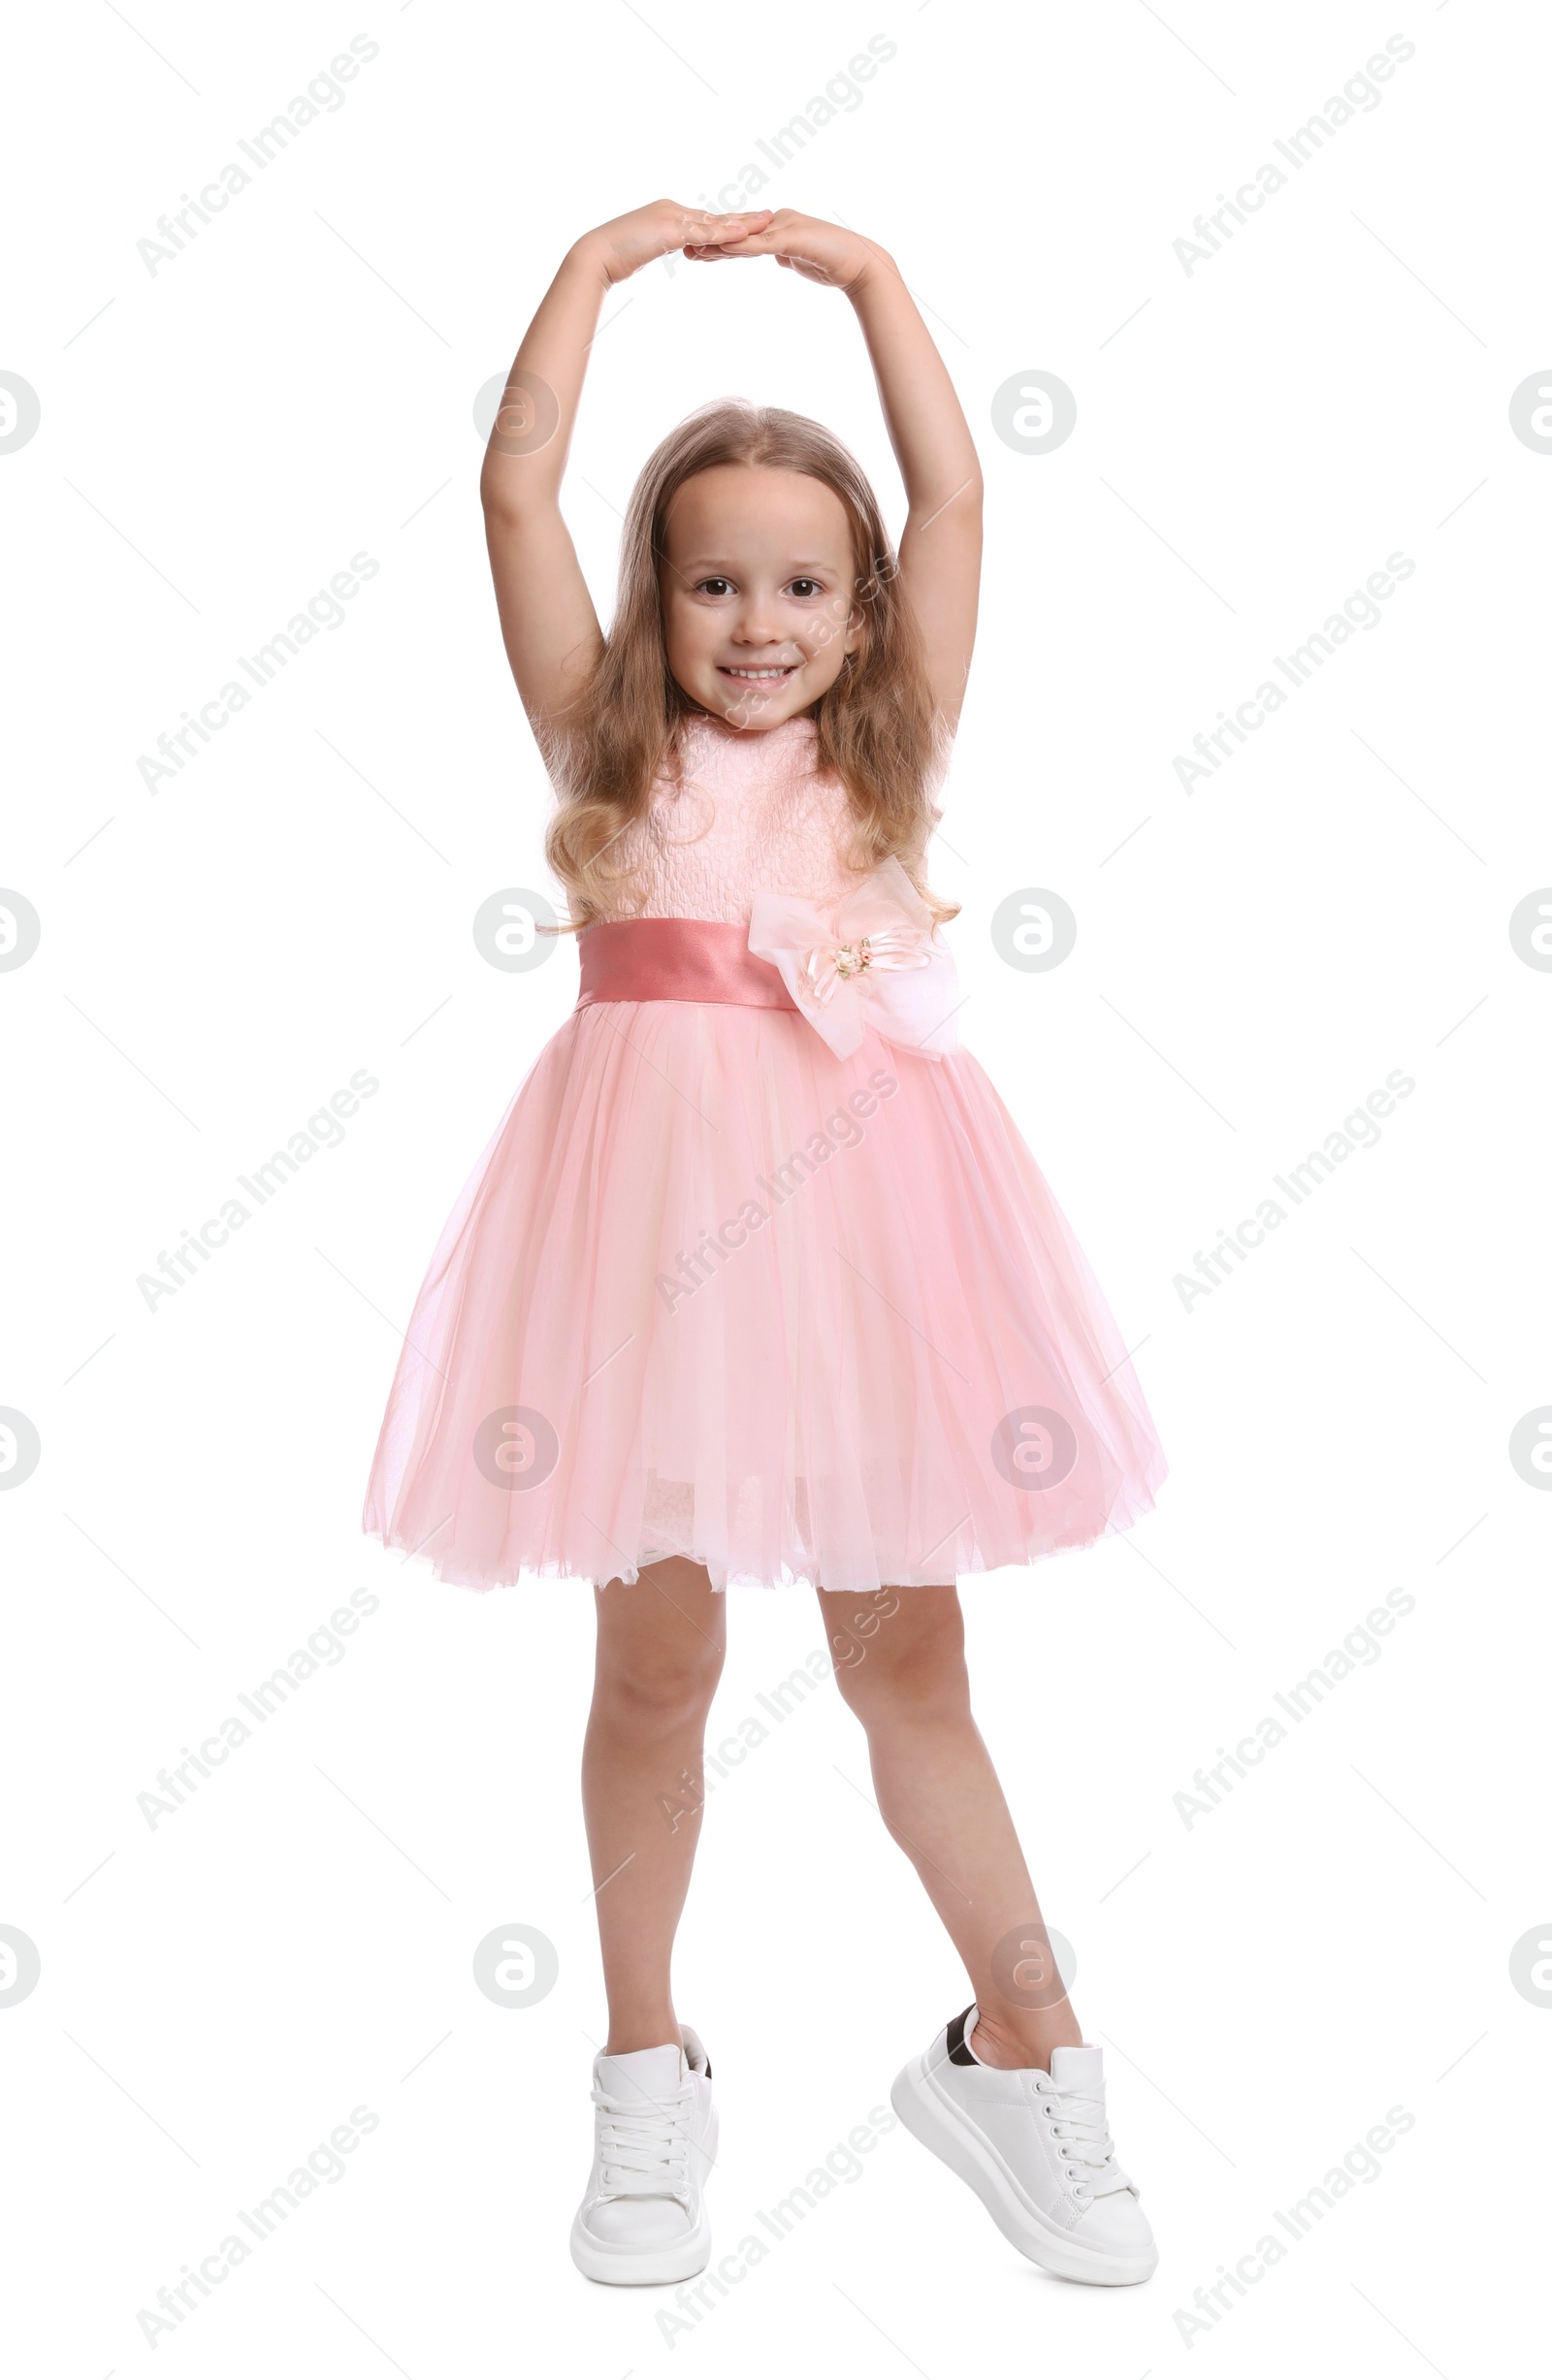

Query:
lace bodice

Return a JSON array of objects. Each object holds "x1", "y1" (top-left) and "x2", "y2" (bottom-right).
[{"x1": 598, "y1": 713, "x2": 871, "y2": 926}]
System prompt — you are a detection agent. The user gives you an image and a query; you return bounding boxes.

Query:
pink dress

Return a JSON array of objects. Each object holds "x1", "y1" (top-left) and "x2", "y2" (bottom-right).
[{"x1": 362, "y1": 712, "x2": 1167, "y2": 1592}]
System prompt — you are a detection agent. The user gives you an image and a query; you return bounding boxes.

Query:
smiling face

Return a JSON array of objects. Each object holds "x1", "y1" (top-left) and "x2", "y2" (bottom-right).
[{"x1": 658, "y1": 465, "x2": 863, "y2": 730}]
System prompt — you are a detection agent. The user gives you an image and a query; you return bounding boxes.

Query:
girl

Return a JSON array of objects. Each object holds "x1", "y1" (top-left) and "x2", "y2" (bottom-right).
[{"x1": 363, "y1": 201, "x2": 1168, "y2": 2291}]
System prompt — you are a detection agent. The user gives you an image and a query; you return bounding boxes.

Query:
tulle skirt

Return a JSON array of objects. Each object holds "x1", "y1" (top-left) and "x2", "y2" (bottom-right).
[{"x1": 361, "y1": 1001, "x2": 1167, "y2": 1592}]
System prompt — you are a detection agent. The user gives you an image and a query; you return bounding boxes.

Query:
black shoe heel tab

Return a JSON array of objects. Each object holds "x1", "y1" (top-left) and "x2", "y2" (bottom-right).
[{"x1": 946, "y1": 2006, "x2": 978, "y2": 2067}]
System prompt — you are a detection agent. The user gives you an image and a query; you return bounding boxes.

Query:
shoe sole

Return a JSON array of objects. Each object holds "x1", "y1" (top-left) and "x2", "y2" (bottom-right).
[
  {"x1": 889, "y1": 2053, "x2": 1157, "y2": 2287},
  {"x1": 568, "y1": 2109, "x2": 718, "y2": 2287}
]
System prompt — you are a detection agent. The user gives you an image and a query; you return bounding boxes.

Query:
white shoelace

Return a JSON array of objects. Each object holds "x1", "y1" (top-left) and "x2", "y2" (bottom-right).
[
  {"x1": 593, "y1": 2079, "x2": 695, "y2": 2203},
  {"x1": 1038, "y1": 2081, "x2": 1132, "y2": 2200}
]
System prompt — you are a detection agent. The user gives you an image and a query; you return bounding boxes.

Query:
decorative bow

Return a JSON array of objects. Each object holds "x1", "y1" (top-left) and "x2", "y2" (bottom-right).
[{"x1": 747, "y1": 856, "x2": 958, "y2": 1062}]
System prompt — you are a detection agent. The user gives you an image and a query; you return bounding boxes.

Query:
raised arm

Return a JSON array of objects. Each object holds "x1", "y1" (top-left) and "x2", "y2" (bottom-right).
[
  {"x1": 686, "y1": 210, "x2": 985, "y2": 731},
  {"x1": 481, "y1": 202, "x2": 769, "y2": 729}
]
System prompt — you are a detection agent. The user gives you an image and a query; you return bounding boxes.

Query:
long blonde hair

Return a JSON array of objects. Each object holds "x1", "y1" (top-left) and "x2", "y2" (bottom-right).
[{"x1": 539, "y1": 400, "x2": 956, "y2": 933}]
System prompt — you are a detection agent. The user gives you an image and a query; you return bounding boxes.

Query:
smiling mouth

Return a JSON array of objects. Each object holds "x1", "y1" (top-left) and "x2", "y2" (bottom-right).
[{"x1": 717, "y1": 663, "x2": 798, "y2": 683}]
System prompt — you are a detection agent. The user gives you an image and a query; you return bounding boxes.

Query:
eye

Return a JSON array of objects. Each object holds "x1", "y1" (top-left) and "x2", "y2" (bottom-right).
[
  {"x1": 788, "y1": 578, "x2": 824, "y2": 599},
  {"x1": 694, "y1": 576, "x2": 734, "y2": 597}
]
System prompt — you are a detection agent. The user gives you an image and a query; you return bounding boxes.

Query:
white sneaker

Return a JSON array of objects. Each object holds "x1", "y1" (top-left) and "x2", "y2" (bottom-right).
[
  {"x1": 891, "y1": 2004, "x2": 1157, "y2": 2285},
  {"x1": 568, "y1": 2026, "x2": 717, "y2": 2286}
]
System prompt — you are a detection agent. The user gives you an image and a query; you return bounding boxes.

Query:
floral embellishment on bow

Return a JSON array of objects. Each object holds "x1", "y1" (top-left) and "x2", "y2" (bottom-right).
[
  {"x1": 824, "y1": 941, "x2": 873, "y2": 982},
  {"x1": 748, "y1": 856, "x2": 958, "y2": 1061}
]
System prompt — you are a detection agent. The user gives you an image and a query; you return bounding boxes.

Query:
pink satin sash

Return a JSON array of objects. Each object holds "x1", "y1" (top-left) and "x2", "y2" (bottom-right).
[{"x1": 576, "y1": 917, "x2": 800, "y2": 1013}]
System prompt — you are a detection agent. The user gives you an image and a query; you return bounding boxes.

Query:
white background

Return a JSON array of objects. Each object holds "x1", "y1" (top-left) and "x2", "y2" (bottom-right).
[{"x1": 3, "y1": 1, "x2": 1548, "y2": 2371}]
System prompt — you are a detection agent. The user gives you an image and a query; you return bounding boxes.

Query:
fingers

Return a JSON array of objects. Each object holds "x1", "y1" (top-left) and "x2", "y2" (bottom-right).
[
  {"x1": 683, "y1": 246, "x2": 827, "y2": 279},
  {"x1": 705, "y1": 224, "x2": 779, "y2": 250},
  {"x1": 679, "y1": 207, "x2": 773, "y2": 260},
  {"x1": 684, "y1": 241, "x2": 783, "y2": 265},
  {"x1": 696, "y1": 227, "x2": 811, "y2": 265},
  {"x1": 693, "y1": 208, "x2": 772, "y2": 241}
]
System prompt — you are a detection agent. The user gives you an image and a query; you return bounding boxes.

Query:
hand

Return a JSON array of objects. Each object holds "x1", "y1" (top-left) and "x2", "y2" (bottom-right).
[
  {"x1": 683, "y1": 209, "x2": 889, "y2": 296},
  {"x1": 581, "y1": 199, "x2": 775, "y2": 288}
]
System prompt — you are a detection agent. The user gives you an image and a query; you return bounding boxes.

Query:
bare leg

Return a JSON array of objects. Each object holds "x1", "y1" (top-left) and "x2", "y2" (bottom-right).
[
  {"x1": 583, "y1": 1557, "x2": 726, "y2": 2053},
  {"x1": 819, "y1": 1584, "x2": 1081, "y2": 2072}
]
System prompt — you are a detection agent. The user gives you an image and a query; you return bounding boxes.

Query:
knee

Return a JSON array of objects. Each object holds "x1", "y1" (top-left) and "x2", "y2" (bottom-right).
[
  {"x1": 594, "y1": 1633, "x2": 725, "y2": 1734},
  {"x1": 830, "y1": 1608, "x2": 970, "y2": 1727}
]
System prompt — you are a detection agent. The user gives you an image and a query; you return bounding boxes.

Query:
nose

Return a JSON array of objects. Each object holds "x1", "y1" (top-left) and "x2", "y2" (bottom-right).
[{"x1": 729, "y1": 593, "x2": 787, "y2": 647}]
